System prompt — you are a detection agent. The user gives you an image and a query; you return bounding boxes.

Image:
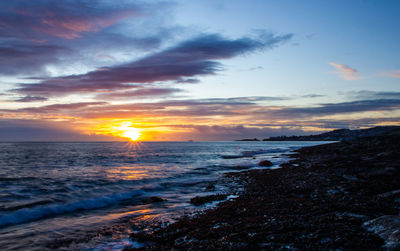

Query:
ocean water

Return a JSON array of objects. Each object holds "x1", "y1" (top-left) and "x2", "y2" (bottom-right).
[{"x1": 0, "y1": 141, "x2": 328, "y2": 250}]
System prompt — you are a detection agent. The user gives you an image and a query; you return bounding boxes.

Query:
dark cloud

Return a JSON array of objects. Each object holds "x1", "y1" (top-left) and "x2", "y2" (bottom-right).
[
  {"x1": 349, "y1": 90, "x2": 400, "y2": 100},
  {"x1": 71, "y1": 98, "x2": 400, "y2": 122},
  {"x1": 76, "y1": 32, "x2": 164, "y2": 52},
  {"x1": 14, "y1": 96, "x2": 48, "y2": 102},
  {"x1": 300, "y1": 94, "x2": 325, "y2": 98},
  {"x1": 95, "y1": 88, "x2": 183, "y2": 100},
  {"x1": 7, "y1": 102, "x2": 108, "y2": 114},
  {"x1": 15, "y1": 78, "x2": 138, "y2": 96},
  {"x1": 271, "y1": 99, "x2": 400, "y2": 118},
  {"x1": 0, "y1": 0, "x2": 141, "y2": 40},
  {"x1": 307, "y1": 117, "x2": 400, "y2": 129},
  {"x1": 175, "y1": 78, "x2": 200, "y2": 84},
  {"x1": 0, "y1": 1, "x2": 168, "y2": 76},
  {"x1": 15, "y1": 33, "x2": 292, "y2": 97},
  {"x1": 0, "y1": 43, "x2": 69, "y2": 75},
  {"x1": 221, "y1": 98, "x2": 394, "y2": 118},
  {"x1": 1, "y1": 96, "x2": 283, "y2": 119},
  {"x1": 199, "y1": 96, "x2": 290, "y2": 103}
]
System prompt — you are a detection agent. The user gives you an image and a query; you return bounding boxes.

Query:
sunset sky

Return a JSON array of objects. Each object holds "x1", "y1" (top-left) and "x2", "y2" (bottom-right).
[{"x1": 0, "y1": 0, "x2": 399, "y2": 141}]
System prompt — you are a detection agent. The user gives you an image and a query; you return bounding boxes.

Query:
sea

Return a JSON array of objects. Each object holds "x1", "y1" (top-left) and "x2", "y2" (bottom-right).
[{"x1": 0, "y1": 141, "x2": 328, "y2": 250}]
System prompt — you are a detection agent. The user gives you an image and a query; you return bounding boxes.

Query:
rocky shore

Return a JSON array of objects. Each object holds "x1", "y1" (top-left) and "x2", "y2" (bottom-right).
[{"x1": 125, "y1": 136, "x2": 400, "y2": 250}]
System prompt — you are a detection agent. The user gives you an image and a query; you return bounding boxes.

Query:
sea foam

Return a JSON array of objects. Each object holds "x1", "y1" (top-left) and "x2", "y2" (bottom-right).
[{"x1": 0, "y1": 190, "x2": 144, "y2": 228}]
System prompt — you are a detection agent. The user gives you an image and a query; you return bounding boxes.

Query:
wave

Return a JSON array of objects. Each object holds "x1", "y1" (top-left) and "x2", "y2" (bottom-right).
[
  {"x1": 0, "y1": 190, "x2": 144, "y2": 228},
  {"x1": 0, "y1": 176, "x2": 39, "y2": 182},
  {"x1": 1, "y1": 199, "x2": 53, "y2": 212},
  {"x1": 221, "y1": 148, "x2": 283, "y2": 159}
]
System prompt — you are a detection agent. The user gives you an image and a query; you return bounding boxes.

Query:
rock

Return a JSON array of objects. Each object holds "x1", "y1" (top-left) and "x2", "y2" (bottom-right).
[
  {"x1": 236, "y1": 138, "x2": 260, "y2": 141},
  {"x1": 190, "y1": 194, "x2": 227, "y2": 206},
  {"x1": 363, "y1": 215, "x2": 400, "y2": 249},
  {"x1": 205, "y1": 184, "x2": 215, "y2": 191},
  {"x1": 142, "y1": 196, "x2": 166, "y2": 204},
  {"x1": 258, "y1": 160, "x2": 273, "y2": 167},
  {"x1": 221, "y1": 155, "x2": 243, "y2": 159},
  {"x1": 342, "y1": 174, "x2": 358, "y2": 181}
]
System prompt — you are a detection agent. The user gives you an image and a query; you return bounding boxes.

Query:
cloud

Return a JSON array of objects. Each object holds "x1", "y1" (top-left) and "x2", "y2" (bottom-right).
[
  {"x1": 14, "y1": 77, "x2": 138, "y2": 96},
  {"x1": 2, "y1": 96, "x2": 399, "y2": 140},
  {"x1": 198, "y1": 96, "x2": 290, "y2": 103},
  {"x1": 14, "y1": 96, "x2": 48, "y2": 102},
  {"x1": 379, "y1": 70, "x2": 400, "y2": 78},
  {"x1": 0, "y1": 119, "x2": 120, "y2": 141},
  {"x1": 11, "y1": 102, "x2": 107, "y2": 114},
  {"x1": 349, "y1": 90, "x2": 400, "y2": 100},
  {"x1": 175, "y1": 78, "x2": 200, "y2": 84},
  {"x1": 1, "y1": 96, "x2": 285, "y2": 119},
  {"x1": 95, "y1": 87, "x2": 183, "y2": 100},
  {"x1": 300, "y1": 94, "x2": 325, "y2": 98},
  {"x1": 248, "y1": 66, "x2": 264, "y2": 71},
  {"x1": 0, "y1": 43, "x2": 69, "y2": 75},
  {"x1": 157, "y1": 124, "x2": 309, "y2": 141},
  {"x1": 0, "y1": 0, "x2": 141, "y2": 40},
  {"x1": 266, "y1": 99, "x2": 400, "y2": 119},
  {"x1": 15, "y1": 33, "x2": 292, "y2": 97},
  {"x1": 0, "y1": 1, "x2": 170, "y2": 77},
  {"x1": 306, "y1": 117, "x2": 400, "y2": 129},
  {"x1": 0, "y1": 118, "x2": 312, "y2": 141},
  {"x1": 91, "y1": 98, "x2": 400, "y2": 121},
  {"x1": 7, "y1": 96, "x2": 398, "y2": 122},
  {"x1": 329, "y1": 62, "x2": 360, "y2": 80}
]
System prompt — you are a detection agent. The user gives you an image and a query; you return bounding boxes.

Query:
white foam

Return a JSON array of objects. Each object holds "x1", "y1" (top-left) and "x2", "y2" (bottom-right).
[{"x1": 0, "y1": 190, "x2": 144, "y2": 228}]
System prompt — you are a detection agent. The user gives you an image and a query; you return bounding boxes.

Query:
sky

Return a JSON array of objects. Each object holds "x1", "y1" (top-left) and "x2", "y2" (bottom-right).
[{"x1": 0, "y1": 0, "x2": 399, "y2": 141}]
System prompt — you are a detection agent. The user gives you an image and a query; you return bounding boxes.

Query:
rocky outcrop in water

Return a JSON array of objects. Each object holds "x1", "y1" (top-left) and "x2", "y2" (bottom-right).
[{"x1": 258, "y1": 160, "x2": 273, "y2": 167}]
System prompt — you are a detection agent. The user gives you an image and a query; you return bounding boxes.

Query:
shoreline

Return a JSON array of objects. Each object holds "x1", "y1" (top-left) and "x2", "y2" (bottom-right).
[{"x1": 125, "y1": 136, "x2": 400, "y2": 250}]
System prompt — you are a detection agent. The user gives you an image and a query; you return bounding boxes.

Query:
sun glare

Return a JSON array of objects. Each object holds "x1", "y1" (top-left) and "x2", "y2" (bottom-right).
[
  {"x1": 122, "y1": 128, "x2": 141, "y2": 141},
  {"x1": 117, "y1": 122, "x2": 141, "y2": 141}
]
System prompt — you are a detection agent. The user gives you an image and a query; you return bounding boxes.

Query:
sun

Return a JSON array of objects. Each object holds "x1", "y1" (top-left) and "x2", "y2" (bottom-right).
[
  {"x1": 122, "y1": 127, "x2": 141, "y2": 141},
  {"x1": 117, "y1": 122, "x2": 141, "y2": 141}
]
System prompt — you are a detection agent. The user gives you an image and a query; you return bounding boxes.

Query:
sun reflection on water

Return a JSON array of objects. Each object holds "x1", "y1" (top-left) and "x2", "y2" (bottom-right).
[{"x1": 106, "y1": 166, "x2": 154, "y2": 180}]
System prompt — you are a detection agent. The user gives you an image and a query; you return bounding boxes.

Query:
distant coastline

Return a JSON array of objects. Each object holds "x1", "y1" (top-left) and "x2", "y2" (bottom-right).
[
  {"x1": 237, "y1": 126, "x2": 400, "y2": 142},
  {"x1": 235, "y1": 138, "x2": 260, "y2": 141}
]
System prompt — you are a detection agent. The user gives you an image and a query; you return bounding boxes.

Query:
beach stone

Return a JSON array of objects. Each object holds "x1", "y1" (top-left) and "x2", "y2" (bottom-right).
[
  {"x1": 363, "y1": 215, "x2": 400, "y2": 249},
  {"x1": 258, "y1": 160, "x2": 273, "y2": 167},
  {"x1": 205, "y1": 184, "x2": 215, "y2": 191},
  {"x1": 142, "y1": 196, "x2": 166, "y2": 204},
  {"x1": 190, "y1": 194, "x2": 227, "y2": 206}
]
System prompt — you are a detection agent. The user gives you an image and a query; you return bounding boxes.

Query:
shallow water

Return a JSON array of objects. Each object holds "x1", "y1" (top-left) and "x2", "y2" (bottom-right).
[{"x1": 0, "y1": 141, "x2": 328, "y2": 250}]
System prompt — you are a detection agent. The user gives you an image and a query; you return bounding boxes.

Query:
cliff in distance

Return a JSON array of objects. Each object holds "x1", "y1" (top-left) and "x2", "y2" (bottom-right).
[{"x1": 262, "y1": 126, "x2": 400, "y2": 141}]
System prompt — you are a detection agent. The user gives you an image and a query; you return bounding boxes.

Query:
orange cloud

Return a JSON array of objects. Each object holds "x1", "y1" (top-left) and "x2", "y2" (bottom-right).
[
  {"x1": 329, "y1": 62, "x2": 360, "y2": 80},
  {"x1": 379, "y1": 70, "x2": 400, "y2": 79}
]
